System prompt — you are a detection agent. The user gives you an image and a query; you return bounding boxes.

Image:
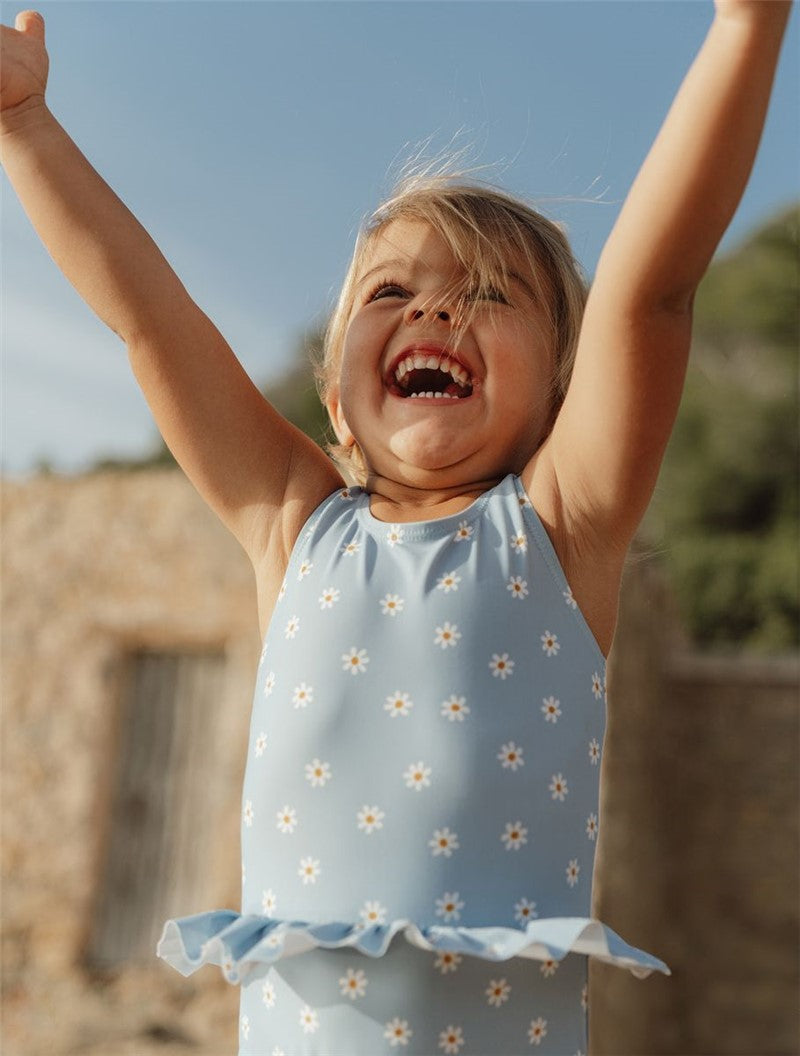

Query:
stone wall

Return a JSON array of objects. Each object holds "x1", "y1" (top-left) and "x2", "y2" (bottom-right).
[{"x1": 2, "y1": 471, "x2": 797, "y2": 1055}]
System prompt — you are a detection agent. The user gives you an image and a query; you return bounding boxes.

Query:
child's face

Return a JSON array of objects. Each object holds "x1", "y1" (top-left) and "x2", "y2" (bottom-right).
[{"x1": 329, "y1": 219, "x2": 556, "y2": 488}]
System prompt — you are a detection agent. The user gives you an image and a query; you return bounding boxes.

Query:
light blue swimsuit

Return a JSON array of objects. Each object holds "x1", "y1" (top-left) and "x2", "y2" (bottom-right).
[{"x1": 159, "y1": 475, "x2": 668, "y2": 1055}]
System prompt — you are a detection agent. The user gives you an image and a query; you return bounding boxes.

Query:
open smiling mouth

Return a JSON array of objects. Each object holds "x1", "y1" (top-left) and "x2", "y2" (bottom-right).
[{"x1": 386, "y1": 352, "x2": 474, "y2": 400}]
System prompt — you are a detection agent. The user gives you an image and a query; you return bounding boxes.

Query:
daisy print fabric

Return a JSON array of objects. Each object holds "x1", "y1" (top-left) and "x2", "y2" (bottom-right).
[
  {"x1": 237, "y1": 940, "x2": 590, "y2": 1056},
  {"x1": 158, "y1": 474, "x2": 669, "y2": 1055}
]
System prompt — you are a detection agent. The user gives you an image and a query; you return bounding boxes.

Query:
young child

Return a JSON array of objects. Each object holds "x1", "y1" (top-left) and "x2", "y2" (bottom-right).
[{"x1": 1, "y1": 4, "x2": 791, "y2": 1053}]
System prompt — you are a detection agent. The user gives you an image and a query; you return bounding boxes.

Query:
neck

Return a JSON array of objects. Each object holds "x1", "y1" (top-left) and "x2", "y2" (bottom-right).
[{"x1": 363, "y1": 472, "x2": 504, "y2": 523}]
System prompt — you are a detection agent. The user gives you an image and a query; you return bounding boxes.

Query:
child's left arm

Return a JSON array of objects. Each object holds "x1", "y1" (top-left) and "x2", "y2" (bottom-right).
[{"x1": 536, "y1": 1, "x2": 792, "y2": 552}]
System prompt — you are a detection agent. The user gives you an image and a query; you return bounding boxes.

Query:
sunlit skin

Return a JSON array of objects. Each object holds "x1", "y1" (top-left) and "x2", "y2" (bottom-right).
[{"x1": 327, "y1": 220, "x2": 557, "y2": 522}]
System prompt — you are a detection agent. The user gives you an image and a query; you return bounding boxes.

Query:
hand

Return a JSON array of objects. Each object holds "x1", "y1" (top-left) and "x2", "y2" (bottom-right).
[{"x1": 0, "y1": 11, "x2": 49, "y2": 118}]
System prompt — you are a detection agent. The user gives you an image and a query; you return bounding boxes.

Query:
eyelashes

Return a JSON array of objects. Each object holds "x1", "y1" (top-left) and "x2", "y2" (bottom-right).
[
  {"x1": 364, "y1": 276, "x2": 511, "y2": 307},
  {"x1": 365, "y1": 279, "x2": 410, "y2": 302}
]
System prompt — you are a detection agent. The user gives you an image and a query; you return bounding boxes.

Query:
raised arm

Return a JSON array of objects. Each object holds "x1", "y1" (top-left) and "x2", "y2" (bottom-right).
[
  {"x1": 1, "y1": 12, "x2": 341, "y2": 563},
  {"x1": 532, "y1": 1, "x2": 792, "y2": 551}
]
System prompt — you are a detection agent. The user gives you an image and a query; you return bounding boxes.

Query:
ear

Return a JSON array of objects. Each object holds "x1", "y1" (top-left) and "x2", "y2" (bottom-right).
[{"x1": 326, "y1": 390, "x2": 356, "y2": 448}]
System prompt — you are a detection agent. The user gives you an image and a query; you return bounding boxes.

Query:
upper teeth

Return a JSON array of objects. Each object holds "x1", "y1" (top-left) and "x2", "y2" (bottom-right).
[{"x1": 394, "y1": 353, "x2": 471, "y2": 388}]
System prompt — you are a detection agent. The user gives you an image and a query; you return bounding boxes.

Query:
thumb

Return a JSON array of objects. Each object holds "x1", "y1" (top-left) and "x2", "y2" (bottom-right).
[{"x1": 14, "y1": 10, "x2": 45, "y2": 42}]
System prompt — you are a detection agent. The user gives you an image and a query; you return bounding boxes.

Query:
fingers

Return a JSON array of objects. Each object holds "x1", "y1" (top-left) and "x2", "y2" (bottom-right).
[{"x1": 14, "y1": 10, "x2": 45, "y2": 42}]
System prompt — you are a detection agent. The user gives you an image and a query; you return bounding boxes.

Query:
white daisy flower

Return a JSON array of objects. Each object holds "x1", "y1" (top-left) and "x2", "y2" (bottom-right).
[
  {"x1": 540, "y1": 959, "x2": 558, "y2": 977},
  {"x1": 240, "y1": 1014, "x2": 250, "y2": 1040},
  {"x1": 276, "y1": 805, "x2": 297, "y2": 833},
  {"x1": 262, "y1": 980, "x2": 276, "y2": 1007},
  {"x1": 549, "y1": 773, "x2": 568, "y2": 801},
  {"x1": 384, "y1": 1017, "x2": 413, "y2": 1047},
  {"x1": 589, "y1": 737, "x2": 601, "y2": 765},
  {"x1": 566, "y1": 859, "x2": 580, "y2": 887},
  {"x1": 486, "y1": 977, "x2": 511, "y2": 1007},
  {"x1": 342, "y1": 647, "x2": 369, "y2": 674},
  {"x1": 243, "y1": 800, "x2": 254, "y2": 828},
  {"x1": 489, "y1": 653, "x2": 515, "y2": 679},
  {"x1": 434, "y1": 622, "x2": 461, "y2": 648},
  {"x1": 277, "y1": 579, "x2": 286, "y2": 601},
  {"x1": 540, "y1": 630, "x2": 560, "y2": 656},
  {"x1": 341, "y1": 539, "x2": 360, "y2": 556},
  {"x1": 339, "y1": 967, "x2": 368, "y2": 1000},
  {"x1": 563, "y1": 586, "x2": 578, "y2": 609},
  {"x1": 381, "y1": 593, "x2": 405, "y2": 616},
  {"x1": 591, "y1": 672, "x2": 604, "y2": 699},
  {"x1": 586, "y1": 813, "x2": 598, "y2": 841},
  {"x1": 437, "y1": 570, "x2": 461, "y2": 593},
  {"x1": 441, "y1": 694, "x2": 469, "y2": 721},
  {"x1": 510, "y1": 532, "x2": 528, "y2": 553},
  {"x1": 254, "y1": 732, "x2": 267, "y2": 757},
  {"x1": 284, "y1": 615, "x2": 300, "y2": 639},
  {"x1": 403, "y1": 761, "x2": 432, "y2": 791},
  {"x1": 298, "y1": 856, "x2": 321, "y2": 884},
  {"x1": 429, "y1": 827, "x2": 460, "y2": 857},
  {"x1": 541, "y1": 696, "x2": 562, "y2": 723},
  {"x1": 528, "y1": 1017, "x2": 548, "y2": 1045},
  {"x1": 500, "y1": 821, "x2": 528, "y2": 851},
  {"x1": 507, "y1": 575, "x2": 529, "y2": 599},
  {"x1": 318, "y1": 586, "x2": 340, "y2": 609},
  {"x1": 360, "y1": 900, "x2": 388, "y2": 926},
  {"x1": 292, "y1": 682, "x2": 313, "y2": 708},
  {"x1": 386, "y1": 524, "x2": 405, "y2": 547},
  {"x1": 272, "y1": 1049, "x2": 285, "y2": 1056},
  {"x1": 439, "y1": 1025, "x2": 465, "y2": 1053},
  {"x1": 518, "y1": 491, "x2": 533, "y2": 509},
  {"x1": 514, "y1": 897, "x2": 538, "y2": 923},
  {"x1": 385, "y1": 691, "x2": 413, "y2": 718},
  {"x1": 498, "y1": 741, "x2": 524, "y2": 771},
  {"x1": 259, "y1": 639, "x2": 269, "y2": 663},
  {"x1": 264, "y1": 671, "x2": 276, "y2": 697},
  {"x1": 262, "y1": 889, "x2": 277, "y2": 915},
  {"x1": 339, "y1": 487, "x2": 352, "y2": 500},
  {"x1": 299, "y1": 1005, "x2": 319, "y2": 1033},
  {"x1": 433, "y1": 950, "x2": 462, "y2": 974},
  {"x1": 305, "y1": 758, "x2": 332, "y2": 787},
  {"x1": 297, "y1": 560, "x2": 313, "y2": 580},
  {"x1": 435, "y1": 892, "x2": 464, "y2": 922},
  {"x1": 357, "y1": 805, "x2": 385, "y2": 834},
  {"x1": 454, "y1": 520, "x2": 474, "y2": 541}
]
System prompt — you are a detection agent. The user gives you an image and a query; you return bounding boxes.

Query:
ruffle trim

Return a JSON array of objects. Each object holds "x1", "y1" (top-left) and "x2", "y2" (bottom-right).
[{"x1": 157, "y1": 911, "x2": 670, "y2": 982}]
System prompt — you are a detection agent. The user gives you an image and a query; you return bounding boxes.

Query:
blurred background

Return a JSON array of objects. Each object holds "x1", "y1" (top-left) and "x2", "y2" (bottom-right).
[{"x1": 2, "y1": 2, "x2": 798, "y2": 1054}]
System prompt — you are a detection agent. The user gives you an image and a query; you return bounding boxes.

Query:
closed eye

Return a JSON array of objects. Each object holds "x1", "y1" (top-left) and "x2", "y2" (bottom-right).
[
  {"x1": 464, "y1": 286, "x2": 510, "y2": 305},
  {"x1": 366, "y1": 280, "x2": 411, "y2": 302}
]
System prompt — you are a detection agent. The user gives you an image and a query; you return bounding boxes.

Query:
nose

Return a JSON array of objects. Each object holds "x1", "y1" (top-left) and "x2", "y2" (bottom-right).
[{"x1": 404, "y1": 303, "x2": 451, "y2": 325}]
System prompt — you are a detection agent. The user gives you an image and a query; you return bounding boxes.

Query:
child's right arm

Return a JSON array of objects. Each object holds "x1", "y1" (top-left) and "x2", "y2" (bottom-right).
[{"x1": 1, "y1": 12, "x2": 343, "y2": 569}]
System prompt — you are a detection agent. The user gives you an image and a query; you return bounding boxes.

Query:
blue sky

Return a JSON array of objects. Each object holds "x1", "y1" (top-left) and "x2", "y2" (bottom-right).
[{"x1": 2, "y1": 0, "x2": 798, "y2": 476}]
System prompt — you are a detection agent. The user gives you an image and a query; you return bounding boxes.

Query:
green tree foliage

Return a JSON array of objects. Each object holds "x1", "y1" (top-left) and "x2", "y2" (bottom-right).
[{"x1": 645, "y1": 204, "x2": 799, "y2": 652}]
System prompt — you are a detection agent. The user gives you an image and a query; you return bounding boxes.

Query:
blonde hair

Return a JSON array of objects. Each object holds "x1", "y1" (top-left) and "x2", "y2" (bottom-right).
[{"x1": 317, "y1": 175, "x2": 587, "y2": 484}]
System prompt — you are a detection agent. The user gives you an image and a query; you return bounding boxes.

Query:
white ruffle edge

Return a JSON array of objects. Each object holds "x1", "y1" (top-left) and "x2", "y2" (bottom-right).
[{"x1": 157, "y1": 911, "x2": 670, "y2": 983}]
